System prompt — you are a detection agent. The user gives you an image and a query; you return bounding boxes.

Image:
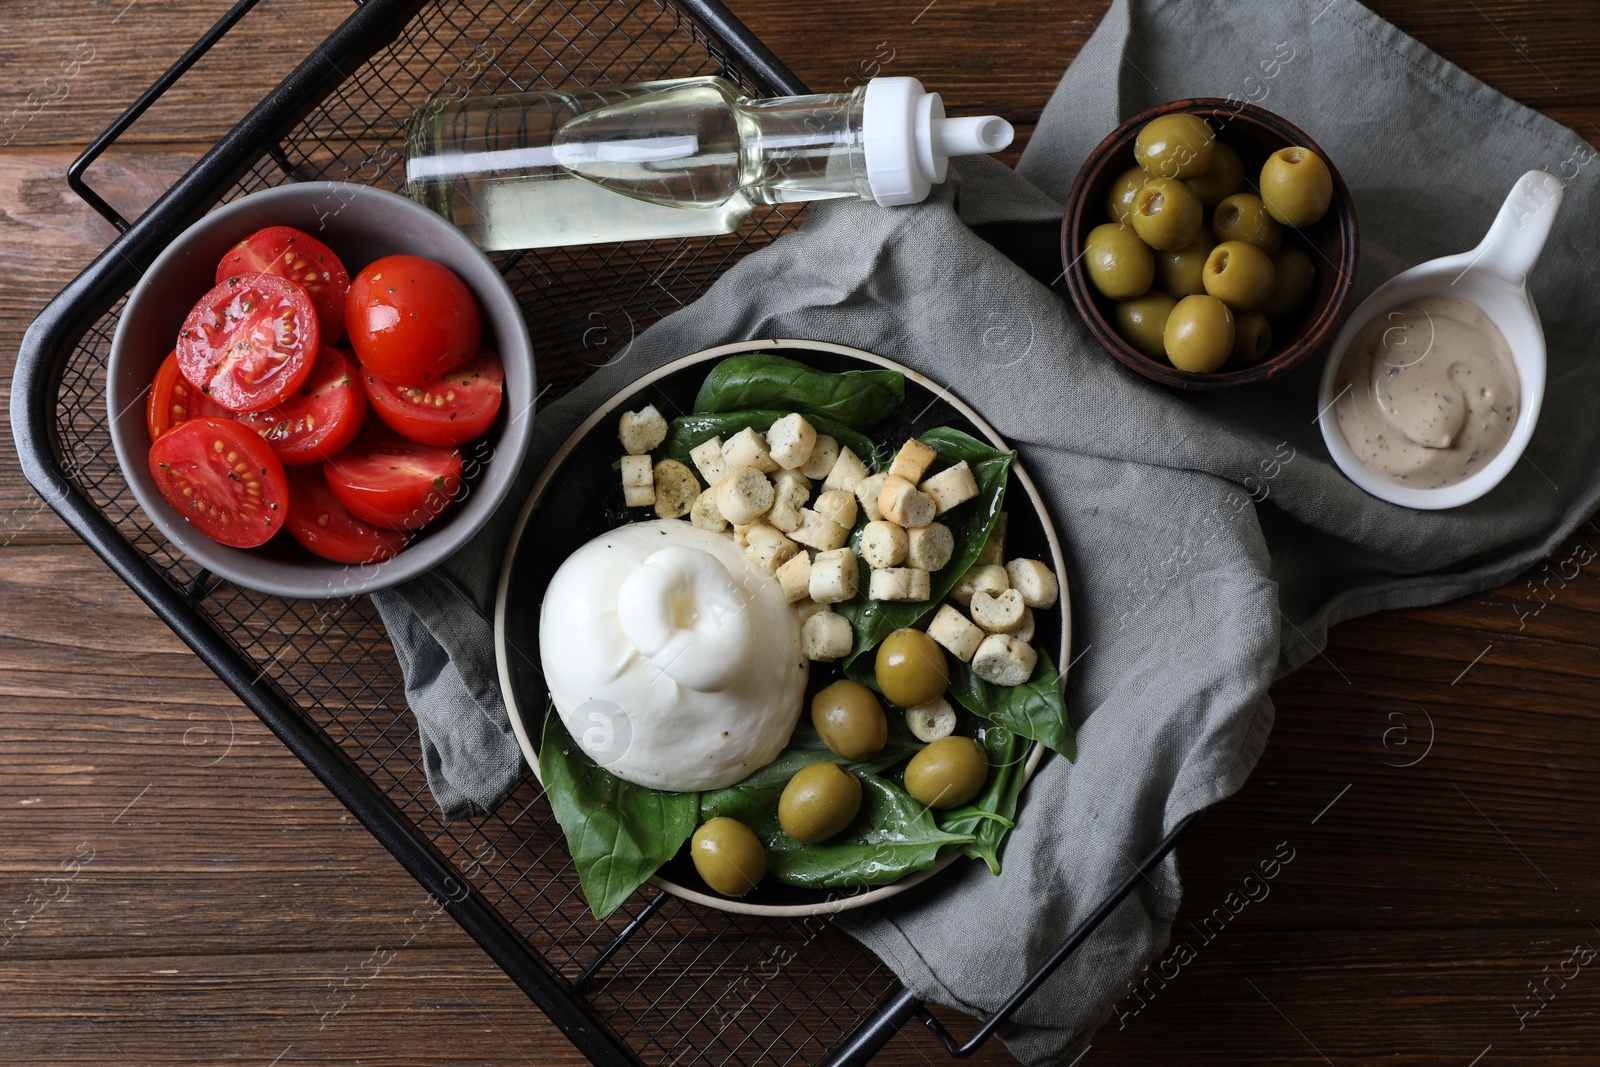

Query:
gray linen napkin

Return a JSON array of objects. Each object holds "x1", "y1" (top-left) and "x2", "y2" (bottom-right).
[{"x1": 373, "y1": 0, "x2": 1600, "y2": 1060}]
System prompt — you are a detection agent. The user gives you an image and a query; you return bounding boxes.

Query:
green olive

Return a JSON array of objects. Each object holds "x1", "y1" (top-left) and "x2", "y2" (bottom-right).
[
  {"x1": 1210, "y1": 193, "x2": 1282, "y2": 254},
  {"x1": 811, "y1": 679, "x2": 887, "y2": 760},
  {"x1": 1259, "y1": 146, "x2": 1333, "y2": 227},
  {"x1": 875, "y1": 628, "x2": 949, "y2": 709},
  {"x1": 1115, "y1": 292, "x2": 1178, "y2": 359},
  {"x1": 1202, "y1": 240, "x2": 1277, "y2": 312},
  {"x1": 1163, "y1": 294, "x2": 1235, "y2": 373},
  {"x1": 1260, "y1": 245, "x2": 1316, "y2": 321},
  {"x1": 778, "y1": 762, "x2": 863, "y2": 843},
  {"x1": 1231, "y1": 311, "x2": 1273, "y2": 365},
  {"x1": 1129, "y1": 177, "x2": 1204, "y2": 252},
  {"x1": 1104, "y1": 166, "x2": 1152, "y2": 225},
  {"x1": 1083, "y1": 223, "x2": 1154, "y2": 300},
  {"x1": 1184, "y1": 140, "x2": 1246, "y2": 207},
  {"x1": 691, "y1": 817, "x2": 765, "y2": 897},
  {"x1": 1133, "y1": 113, "x2": 1215, "y2": 180},
  {"x1": 904, "y1": 736, "x2": 988, "y2": 810},
  {"x1": 1154, "y1": 233, "x2": 1215, "y2": 297}
]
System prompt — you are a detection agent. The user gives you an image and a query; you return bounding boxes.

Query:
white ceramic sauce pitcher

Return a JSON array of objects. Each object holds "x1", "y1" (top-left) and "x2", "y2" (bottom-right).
[{"x1": 1317, "y1": 169, "x2": 1564, "y2": 509}]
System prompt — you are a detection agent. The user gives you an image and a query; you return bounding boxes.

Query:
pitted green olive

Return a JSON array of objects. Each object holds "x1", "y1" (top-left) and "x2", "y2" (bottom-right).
[
  {"x1": 1154, "y1": 233, "x2": 1215, "y2": 297},
  {"x1": 691, "y1": 817, "x2": 765, "y2": 897},
  {"x1": 1163, "y1": 294, "x2": 1235, "y2": 373},
  {"x1": 1105, "y1": 167, "x2": 1153, "y2": 225},
  {"x1": 1134, "y1": 113, "x2": 1215, "y2": 180},
  {"x1": 1202, "y1": 240, "x2": 1277, "y2": 312},
  {"x1": 1185, "y1": 140, "x2": 1246, "y2": 207},
  {"x1": 1115, "y1": 292, "x2": 1178, "y2": 359},
  {"x1": 811, "y1": 679, "x2": 887, "y2": 760},
  {"x1": 875, "y1": 628, "x2": 949, "y2": 709},
  {"x1": 1130, "y1": 177, "x2": 1204, "y2": 252},
  {"x1": 1261, "y1": 245, "x2": 1316, "y2": 321},
  {"x1": 1259, "y1": 146, "x2": 1333, "y2": 227},
  {"x1": 1211, "y1": 193, "x2": 1283, "y2": 254},
  {"x1": 903, "y1": 736, "x2": 988, "y2": 810},
  {"x1": 778, "y1": 762, "x2": 863, "y2": 843},
  {"x1": 1231, "y1": 311, "x2": 1273, "y2": 365},
  {"x1": 1084, "y1": 223, "x2": 1154, "y2": 300}
]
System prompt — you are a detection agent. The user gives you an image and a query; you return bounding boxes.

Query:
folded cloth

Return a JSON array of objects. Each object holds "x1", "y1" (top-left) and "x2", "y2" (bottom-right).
[{"x1": 373, "y1": 0, "x2": 1600, "y2": 1060}]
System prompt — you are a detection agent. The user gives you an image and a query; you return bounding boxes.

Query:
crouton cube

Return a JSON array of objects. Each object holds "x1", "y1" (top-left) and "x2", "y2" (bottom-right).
[
  {"x1": 766, "y1": 470, "x2": 811, "y2": 533},
  {"x1": 927, "y1": 604, "x2": 985, "y2": 662},
  {"x1": 1007, "y1": 606, "x2": 1036, "y2": 643},
  {"x1": 868, "y1": 566, "x2": 931, "y2": 602},
  {"x1": 860, "y1": 520, "x2": 908, "y2": 569},
  {"x1": 809, "y1": 547, "x2": 860, "y2": 604},
  {"x1": 801, "y1": 435, "x2": 841, "y2": 480},
  {"x1": 790, "y1": 508, "x2": 849, "y2": 551},
  {"x1": 767, "y1": 412, "x2": 817, "y2": 470},
  {"x1": 652, "y1": 459, "x2": 700, "y2": 519},
  {"x1": 906, "y1": 697, "x2": 956, "y2": 742},
  {"x1": 951, "y1": 563, "x2": 1008, "y2": 606},
  {"x1": 618, "y1": 405, "x2": 669, "y2": 455},
  {"x1": 906, "y1": 522, "x2": 953, "y2": 571},
  {"x1": 621, "y1": 454, "x2": 654, "y2": 507},
  {"x1": 722, "y1": 426, "x2": 778, "y2": 473},
  {"x1": 813, "y1": 489, "x2": 857, "y2": 530},
  {"x1": 732, "y1": 522, "x2": 754, "y2": 547},
  {"x1": 854, "y1": 472, "x2": 889, "y2": 522},
  {"x1": 802, "y1": 610, "x2": 853, "y2": 661},
  {"x1": 775, "y1": 551, "x2": 812, "y2": 603},
  {"x1": 888, "y1": 438, "x2": 938, "y2": 484},
  {"x1": 743, "y1": 522, "x2": 799, "y2": 575},
  {"x1": 921, "y1": 461, "x2": 979, "y2": 514},
  {"x1": 972, "y1": 633, "x2": 1037, "y2": 687},
  {"x1": 715, "y1": 467, "x2": 774, "y2": 525},
  {"x1": 970, "y1": 588, "x2": 1026, "y2": 633},
  {"x1": 974, "y1": 512, "x2": 1008, "y2": 567},
  {"x1": 690, "y1": 487, "x2": 726, "y2": 532},
  {"x1": 690, "y1": 437, "x2": 729, "y2": 486},
  {"x1": 1005, "y1": 558, "x2": 1060, "y2": 609},
  {"x1": 821, "y1": 446, "x2": 869, "y2": 493},
  {"x1": 878, "y1": 475, "x2": 936, "y2": 528},
  {"x1": 794, "y1": 598, "x2": 829, "y2": 625}
]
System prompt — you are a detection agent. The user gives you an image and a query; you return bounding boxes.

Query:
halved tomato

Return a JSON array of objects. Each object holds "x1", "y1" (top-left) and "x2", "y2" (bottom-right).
[
  {"x1": 285, "y1": 467, "x2": 411, "y2": 564},
  {"x1": 146, "y1": 350, "x2": 230, "y2": 440},
  {"x1": 235, "y1": 347, "x2": 366, "y2": 465},
  {"x1": 323, "y1": 427, "x2": 462, "y2": 531},
  {"x1": 362, "y1": 347, "x2": 504, "y2": 447},
  {"x1": 217, "y1": 225, "x2": 351, "y2": 343},
  {"x1": 344, "y1": 255, "x2": 481, "y2": 387},
  {"x1": 148, "y1": 416, "x2": 288, "y2": 548},
  {"x1": 176, "y1": 273, "x2": 320, "y2": 412}
]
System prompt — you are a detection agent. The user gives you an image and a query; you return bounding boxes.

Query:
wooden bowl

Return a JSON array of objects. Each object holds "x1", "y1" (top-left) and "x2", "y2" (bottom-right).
[{"x1": 1061, "y1": 99, "x2": 1358, "y2": 390}]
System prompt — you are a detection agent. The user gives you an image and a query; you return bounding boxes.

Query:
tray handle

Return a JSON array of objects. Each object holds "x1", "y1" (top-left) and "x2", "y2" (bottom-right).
[{"x1": 67, "y1": 0, "x2": 265, "y2": 231}]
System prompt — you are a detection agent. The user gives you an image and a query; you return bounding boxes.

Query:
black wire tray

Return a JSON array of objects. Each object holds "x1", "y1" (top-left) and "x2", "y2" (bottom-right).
[{"x1": 11, "y1": 1, "x2": 1197, "y2": 1062}]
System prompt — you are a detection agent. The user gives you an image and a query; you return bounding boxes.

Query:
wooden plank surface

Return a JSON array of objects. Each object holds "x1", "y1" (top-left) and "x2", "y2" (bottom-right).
[{"x1": 3, "y1": 1, "x2": 1599, "y2": 1065}]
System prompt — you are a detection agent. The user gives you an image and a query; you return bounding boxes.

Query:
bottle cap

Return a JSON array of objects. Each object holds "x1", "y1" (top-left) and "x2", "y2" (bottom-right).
[{"x1": 862, "y1": 77, "x2": 1014, "y2": 207}]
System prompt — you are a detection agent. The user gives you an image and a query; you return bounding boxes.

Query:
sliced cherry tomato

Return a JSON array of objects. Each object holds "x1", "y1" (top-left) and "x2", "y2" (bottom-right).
[
  {"x1": 235, "y1": 346, "x2": 367, "y2": 466},
  {"x1": 345, "y1": 255, "x2": 481, "y2": 388},
  {"x1": 146, "y1": 350, "x2": 231, "y2": 440},
  {"x1": 148, "y1": 416, "x2": 288, "y2": 548},
  {"x1": 176, "y1": 273, "x2": 320, "y2": 412},
  {"x1": 323, "y1": 427, "x2": 462, "y2": 531},
  {"x1": 285, "y1": 467, "x2": 411, "y2": 564},
  {"x1": 362, "y1": 347, "x2": 505, "y2": 447},
  {"x1": 216, "y1": 225, "x2": 351, "y2": 343}
]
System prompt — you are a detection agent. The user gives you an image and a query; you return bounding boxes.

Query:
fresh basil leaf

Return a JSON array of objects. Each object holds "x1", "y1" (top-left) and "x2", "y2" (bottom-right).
[
  {"x1": 948, "y1": 647, "x2": 1075, "y2": 760},
  {"x1": 538, "y1": 713, "x2": 699, "y2": 920},
  {"x1": 700, "y1": 762, "x2": 971, "y2": 890},
  {"x1": 692, "y1": 353, "x2": 906, "y2": 430},
  {"x1": 663, "y1": 410, "x2": 883, "y2": 472},
  {"x1": 836, "y1": 427, "x2": 1013, "y2": 664},
  {"x1": 937, "y1": 725, "x2": 1028, "y2": 874}
]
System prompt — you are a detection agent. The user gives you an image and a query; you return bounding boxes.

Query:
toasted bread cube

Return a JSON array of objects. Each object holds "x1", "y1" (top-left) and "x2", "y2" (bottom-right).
[
  {"x1": 906, "y1": 522, "x2": 953, "y2": 571},
  {"x1": 791, "y1": 508, "x2": 849, "y2": 551},
  {"x1": 794, "y1": 598, "x2": 829, "y2": 625},
  {"x1": 767, "y1": 469, "x2": 811, "y2": 533},
  {"x1": 690, "y1": 437, "x2": 729, "y2": 486},
  {"x1": 970, "y1": 588, "x2": 1025, "y2": 633},
  {"x1": 921, "y1": 461, "x2": 978, "y2": 515},
  {"x1": 621, "y1": 454, "x2": 654, "y2": 507},
  {"x1": 623, "y1": 485, "x2": 656, "y2": 507},
  {"x1": 744, "y1": 522, "x2": 799, "y2": 575},
  {"x1": 889, "y1": 438, "x2": 938, "y2": 485},
  {"x1": 802, "y1": 609, "x2": 854, "y2": 661},
  {"x1": 822, "y1": 446, "x2": 869, "y2": 493},
  {"x1": 878, "y1": 475, "x2": 936, "y2": 528},
  {"x1": 972, "y1": 633, "x2": 1037, "y2": 687},
  {"x1": 715, "y1": 466, "x2": 774, "y2": 525},
  {"x1": 975, "y1": 512, "x2": 1008, "y2": 567},
  {"x1": 775, "y1": 550, "x2": 812, "y2": 603},
  {"x1": 801, "y1": 435, "x2": 841, "y2": 480},
  {"x1": 860, "y1": 520, "x2": 908, "y2": 569},
  {"x1": 652, "y1": 459, "x2": 700, "y2": 519},
  {"x1": 809, "y1": 547, "x2": 860, "y2": 604},
  {"x1": 868, "y1": 566, "x2": 930, "y2": 602},
  {"x1": 618, "y1": 405, "x2": 668, "y2": 455},
  {"x1": 1005, "y1": 558, "x2": 1060, "y2": 609},
  {"x1": 927, "y1": 604, "x2": 985, "y2": 662},
  {"x1": 951, "y1": 563, "x2": 1008, "y2": 606},
  {"x1": 813, "y1": 489, "x2": 857, "y2": 530},
  {"x1": 690, "y1": 487, "x2": 726, "y2": 532},
  {"x1": 732, "y1": 522, "x2": 754, "y2": 548},
  {"x1": 854, "y1": 472, "x2": 889, "y2": 522},
  {"x1": 906, "y1": 697, "x2": 956, "y2": 742},
  {"x1": 722, "y1": 426, "x2": 778, "y2": 473},
  {"x1": 767, "y1": 413, "x2": 817, "y2": 470},
  {"x1": 1007, "y1": 607, "x2": 1036, "y2": 643},
  {"x1": 773, "y1": 469, "x2": 812, "y2": 499}
]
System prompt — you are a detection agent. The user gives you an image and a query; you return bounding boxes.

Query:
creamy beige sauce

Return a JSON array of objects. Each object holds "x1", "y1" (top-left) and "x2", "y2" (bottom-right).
[{"x1": 1333, "y1": 296, "x2": 1518, "y2": 489}]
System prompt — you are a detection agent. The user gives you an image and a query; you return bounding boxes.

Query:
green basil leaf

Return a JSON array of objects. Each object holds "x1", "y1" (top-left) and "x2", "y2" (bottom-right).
[
  {"x1": 538, "y1": 713, "x2": 699, "y2": 920},
  {"x1": 663, "y1": 410, "x2": 883, "y2": 472},
  {"x1": 937, "y1": 725, "x2": 1028, "y2": 874},
  {"x1": 836, "y1": 427, "x2": 1014, "y2": 664},
  {"x1": 692, "y1": 353, "x2": 905, "y2": 430},
  {"x1": 948, "y1": 648, "x2": 1075, "y2": 760}
]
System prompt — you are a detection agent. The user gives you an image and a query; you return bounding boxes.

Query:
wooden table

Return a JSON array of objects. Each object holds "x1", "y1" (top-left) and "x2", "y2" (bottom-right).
[{"x1": 3, "y1": 1, "x2": 1597, "y2": 1064}]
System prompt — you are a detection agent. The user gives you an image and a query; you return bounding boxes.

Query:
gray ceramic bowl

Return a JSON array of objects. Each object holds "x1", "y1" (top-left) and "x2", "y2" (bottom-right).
[{"x1": 107, "y1": 182, "x2": 534, "y2": 599}]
